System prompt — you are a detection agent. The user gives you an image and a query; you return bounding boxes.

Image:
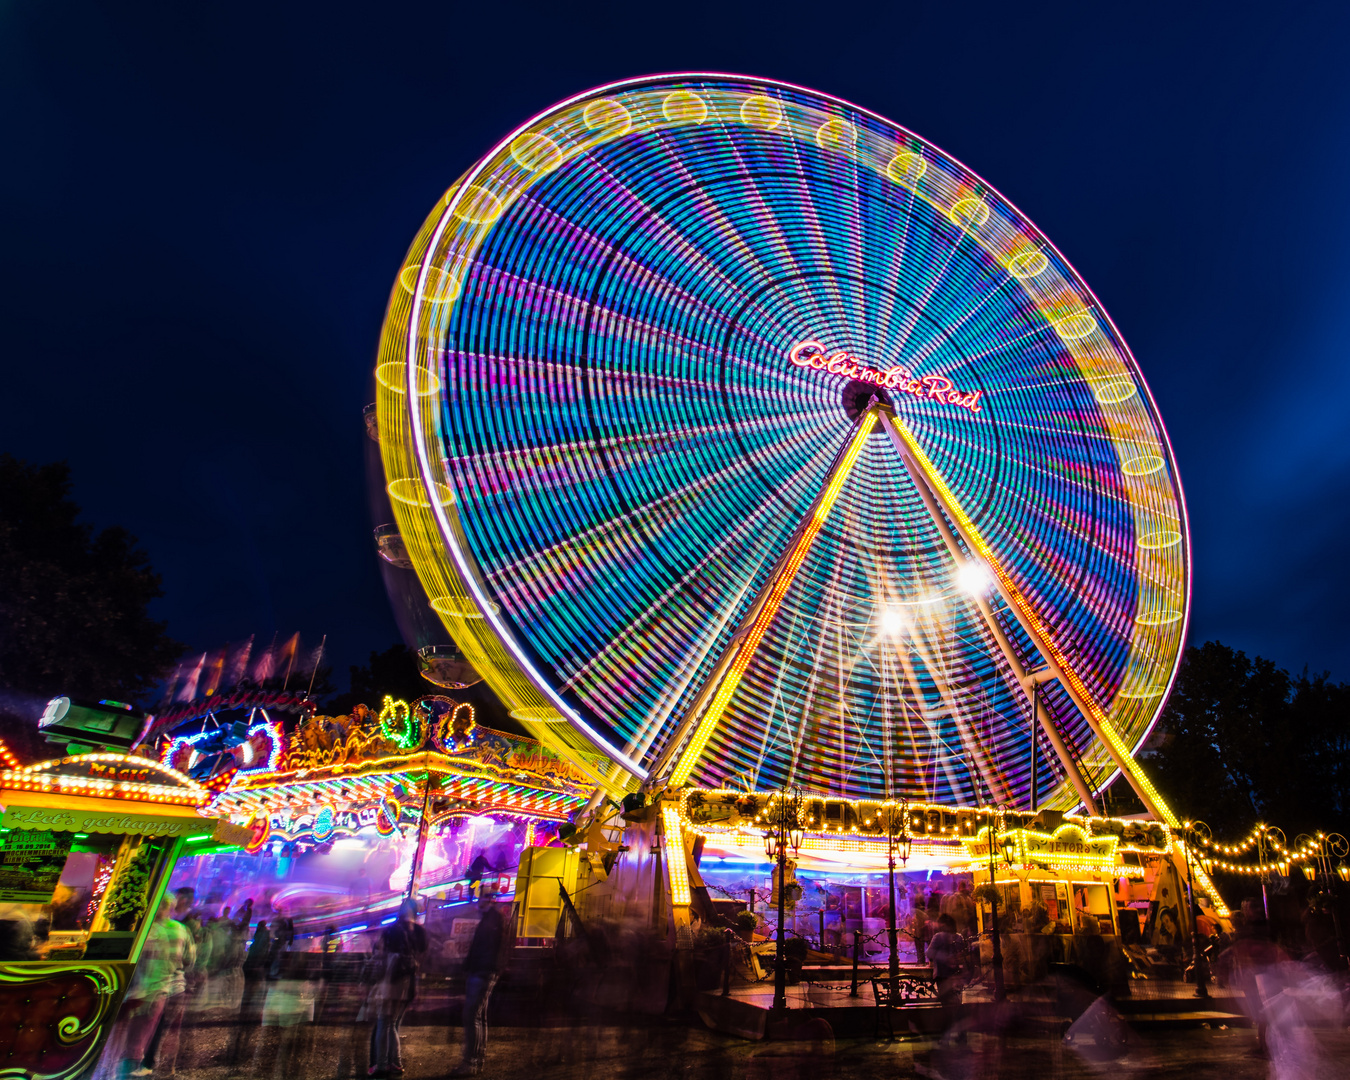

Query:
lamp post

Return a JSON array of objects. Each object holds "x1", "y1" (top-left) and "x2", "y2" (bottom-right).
[
  {"x1": 1178, "y1": 821, "x2": 1212, "y2": 1000},
  {"x1": 883, "y1": 800, "x2": 912, "y2": 994},
  {"x1": 763, "y1": 786, "x2": 803, "y2": 1015},
  {"x1": 1294, "y1": 832, "x2": 1349, "y2": 965},
  {"x1": 1253, "y1": 823, "x2": 1285, "y2": 921},
  {"x1": 983, "y1": 805, "x2": 1010, "y2": 1002}
]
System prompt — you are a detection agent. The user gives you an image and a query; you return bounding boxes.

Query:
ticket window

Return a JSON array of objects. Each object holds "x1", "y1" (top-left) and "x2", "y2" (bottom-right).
[
  {"x1": 1073, "y1": 883, "x2": 1116, "y2": 934},
  {"x1": 0, "y1": 829, "x2": 170, "y2": 961},
  {"x1": 1029, "y1": 881, "x2": 1073, "y2": 934}
]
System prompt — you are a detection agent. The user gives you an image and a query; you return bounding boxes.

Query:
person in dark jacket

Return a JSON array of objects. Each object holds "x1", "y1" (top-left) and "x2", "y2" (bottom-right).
[
  {"x1": 371, "y1": 899, "x2": 427, "y2": 1077},
  {"x1": 466, "y1": 854, "x2": 496, "y2": 894},
  {"x1": 928, "y1": 914, "x2": 967, "y2": 1044},
  {"x1": 229, "y1": 921, "x2": 270, "y2": 1066},
  {"x1": 451, "y1": 888, "x2": 506, "y2": 1077}
]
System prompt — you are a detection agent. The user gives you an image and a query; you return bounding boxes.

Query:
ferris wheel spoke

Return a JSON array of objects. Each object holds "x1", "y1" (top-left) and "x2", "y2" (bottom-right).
[
  {"x1": 657, "y1": 412, "x2": 880, "y2": 784},
  {"x1": 877, "y1": 412, "x2": 1103, "y2": 809},
  {"x1": 457, "y1": 408, "x2": 829, "y2": 534},
  {"x1": 536, "y1": 427, "x2": 851, "y2": 742},
  {"x1": 907, "y1": 618, "x2": 1013, "y2": 805},
  {"x1": 862, "y1": 163, "x2": 923, "y2": 353},
  {"x1": 901, "y1": 282, "x2": 1031, "y2": 381},
  {"x1": 881, "y1": 205, "x2": 976, "y2": 363},
  {"x1": 880, "y1": 409, "x2": 1174, "y2": 817},
  {"x1": 655, "y1": 125, "x2": 813, "y2": 308},
  {"x1": 480, "y1": 417, "x2": 842, "y2": 624},
  {"x1": 773, "y1": 558, "x2": 863, "y2": 787},
  {"x1": 570, "y1": 159, "x2": 842, "y2": 360},
  {"x1": 890, "y1": 641, "x2": 969, "y2": 801}
]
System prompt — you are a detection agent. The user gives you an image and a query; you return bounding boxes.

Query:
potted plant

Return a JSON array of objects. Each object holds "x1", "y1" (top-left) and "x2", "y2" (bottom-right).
[
  {"x1": 692, "y1": 925, "x2": 731, "y2": 990},
  {"x1": 733, "y1": 910, "x2": 758, "y2": 942},
  {"x1": 973, "y1": 883, "x2": 1003, "y2": 910},
  {"x1": 103, "y1": 844, "x2": 155, "y2": 932}
]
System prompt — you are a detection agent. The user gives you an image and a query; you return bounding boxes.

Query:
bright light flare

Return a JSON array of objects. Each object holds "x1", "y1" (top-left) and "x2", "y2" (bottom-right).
[
  {"x1": 879, "y1": 606, "x2": 909, "y2": 638},
  {"x1": 956, "y1": 561, "x2": 992, "y2": 596}
]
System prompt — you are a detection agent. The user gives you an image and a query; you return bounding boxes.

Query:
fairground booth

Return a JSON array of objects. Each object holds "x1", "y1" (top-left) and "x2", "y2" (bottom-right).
[
  {"x1": 357, "y1": 71, "x2": 1232, "y2": 998},
  {"x1": 0, "y1": 698, "x2": 252, "y2": 1080},
  {"x1": 151, "y1": 691, "x2": 596, "y2": 964}
]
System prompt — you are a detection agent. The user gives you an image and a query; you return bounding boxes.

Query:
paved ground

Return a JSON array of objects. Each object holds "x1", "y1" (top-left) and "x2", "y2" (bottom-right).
[{"x1": 142, "y1": 1010, "x2": 1350, "y2": 1080}]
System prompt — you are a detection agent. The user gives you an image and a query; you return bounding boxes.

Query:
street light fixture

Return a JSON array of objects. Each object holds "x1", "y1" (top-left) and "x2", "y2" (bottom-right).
[
  {"x1": 1252, "y1": 823, "x2": 1286, "y2": 920},
  {"x1": 764, "y1": 786, "x2": 804, "y2": 1015},
  {"x1": 882, "y1": 800, "x2": 912, "y2": 995},
  {"x1": 1178, "y1": 821, "x2": 1212, "y2": 1000}
]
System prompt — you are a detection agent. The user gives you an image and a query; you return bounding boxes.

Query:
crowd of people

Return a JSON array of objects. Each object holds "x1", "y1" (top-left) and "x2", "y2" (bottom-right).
[
  {"x1": 78, "y1": 873, "x2": 1349, "y2": 1080},
  {"x1": 96, "y1": 887, "x2": 303, "y2": 1079},
  {"x1": 91, "y1": 882, "x2": 515, "y2": 1080}
]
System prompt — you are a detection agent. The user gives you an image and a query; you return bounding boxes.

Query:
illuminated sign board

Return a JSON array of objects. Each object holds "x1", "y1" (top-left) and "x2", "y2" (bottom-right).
[
  {"x1": 962, "y1": 822, "x2": 1119, "y2": 875},
  {"x1": 789, "y1": 340, "x2": 984, "y2": 415}
]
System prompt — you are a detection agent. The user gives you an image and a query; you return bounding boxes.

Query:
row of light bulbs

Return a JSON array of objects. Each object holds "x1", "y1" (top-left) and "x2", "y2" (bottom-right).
[{"x1": 1192, "y1": 825, "x2": 1284, "y2": 856}]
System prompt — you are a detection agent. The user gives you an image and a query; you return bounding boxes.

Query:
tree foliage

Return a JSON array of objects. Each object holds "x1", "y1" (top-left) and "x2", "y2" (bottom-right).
[
  {"x1": 0, "y1": 456, "x2": 183, "y2": 760},
  {"x1": 327, "y1": 644, "x2": 430, "y2": 716},
  {"x1": 1149, "y1": 641, "x2": 1350, "y2": 837},
  {"x1": 0, "y1": 455, "x2": 183, "y2": 697}
]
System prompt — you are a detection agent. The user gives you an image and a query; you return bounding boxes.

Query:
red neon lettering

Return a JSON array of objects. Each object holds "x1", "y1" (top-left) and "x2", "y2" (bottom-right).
[{"x1": 789, "y1": 341, "x2": 984, "y2": 416}]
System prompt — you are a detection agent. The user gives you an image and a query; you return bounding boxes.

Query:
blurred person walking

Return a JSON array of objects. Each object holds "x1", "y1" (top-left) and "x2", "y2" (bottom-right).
[
  {"x1": 941, "y1": 880, "x2": 976, "y2": 935},
  {"x1": 1218, "y1": 910, "x2": 1286, "y2": 1057},
  {"x1": 929, "y1": 914, "x2": 967, "y2": 1045},
  {"x1": 256, "y1": 950, "x2": 319, "y2": 1080},
  {"x1": 370, "y1": 899, "x2": 427, "y2": 1077},
  {"x1": 130, "y1": 900, "x2": 195, "y2": 1078},
  {"x1": 228, "y1": 921, "x2": 271, "y2": 1069},
  {"x1": 451, "y1": 888, "x2": 506, "y2": 1077},
  {"x1": 234, "y1": 898, "x2": 254, "y2": 932},
  {"x1": 268, "y1": 907, "x2": 295, "y2": 979}
]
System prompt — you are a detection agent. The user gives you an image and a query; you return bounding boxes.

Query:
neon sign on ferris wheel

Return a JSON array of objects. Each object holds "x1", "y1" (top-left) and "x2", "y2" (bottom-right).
[{"x1": 789, "y1": 340, "x2": 984, "y2": 416}]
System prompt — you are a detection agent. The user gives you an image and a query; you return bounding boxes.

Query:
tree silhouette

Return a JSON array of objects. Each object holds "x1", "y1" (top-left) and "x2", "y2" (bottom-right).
[
  {"x1": 1148, "y1": 641, "x2": 1350, "y2": 837},
  {"x1": 0, "y1": 455, "x2": 182, "y2": 761}
]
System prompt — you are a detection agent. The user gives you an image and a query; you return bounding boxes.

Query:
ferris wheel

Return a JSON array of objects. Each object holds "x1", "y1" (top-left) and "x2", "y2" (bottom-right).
[{"x1": 373, "y1": 74, "x2": 1189, "y2": 820}]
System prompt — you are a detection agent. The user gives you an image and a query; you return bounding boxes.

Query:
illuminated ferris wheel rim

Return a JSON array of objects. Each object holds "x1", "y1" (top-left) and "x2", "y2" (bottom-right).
[{"x1": 383, "y1": 72, "x2": 1192, "y2": 816}]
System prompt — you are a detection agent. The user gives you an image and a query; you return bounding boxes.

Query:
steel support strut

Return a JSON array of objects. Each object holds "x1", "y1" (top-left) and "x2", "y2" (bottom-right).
[
  {"x1": 877, "y1": 410, "x2": 1099, "y2": 813},
  {"x1": 654, "y1": 409, "x2": 880, "y2": 786},
  {"x1": 875, "y1": 409, "x2": 1155, "y2": 818}
]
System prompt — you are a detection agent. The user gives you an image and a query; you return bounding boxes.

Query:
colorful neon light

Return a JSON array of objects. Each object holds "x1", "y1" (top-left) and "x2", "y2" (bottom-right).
[
  {"x1": 243, "y1": 813, "x2": 270, "y2": 853},
  {"x1": 961, "y1": 822, "x2": 1119, "y2": 876},
  {"x1": 378, "y1": 696, "x2": 422, "y2": 750},
  {"x1": 375, "y1": 794, "x2": 402, "y2": 835},
  {"x1": 0, "y1": 753, "x2": 206, "y2": 805},
  {"x1": 788, "y1": 341, "x2": 983, "y2": 414},
  {"x1": 662, "y1": 807, "x2": 691, "y2": 906}
]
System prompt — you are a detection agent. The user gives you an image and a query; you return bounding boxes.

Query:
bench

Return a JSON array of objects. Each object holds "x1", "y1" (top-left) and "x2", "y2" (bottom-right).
[{"x1": 870, "y1": 974, "x2": 939, "y2": 1038}]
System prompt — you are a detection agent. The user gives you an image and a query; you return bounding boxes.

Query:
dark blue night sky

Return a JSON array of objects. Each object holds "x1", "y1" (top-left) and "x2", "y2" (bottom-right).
[{"x1": 4, "y1": 2, "x2": 1348, "y2": 685}]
